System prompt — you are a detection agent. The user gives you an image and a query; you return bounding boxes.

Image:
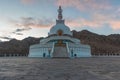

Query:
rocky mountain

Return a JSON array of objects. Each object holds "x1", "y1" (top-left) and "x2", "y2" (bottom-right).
[
  {"x1": 72, "y1": 30, "x2": 120, "y2": 55},
  {"x1": 0, "y1": 37, "x2": 42, "y2": 55},
  {"x1": 0, "y1": 30, "x2": 120, "y2": 56}
]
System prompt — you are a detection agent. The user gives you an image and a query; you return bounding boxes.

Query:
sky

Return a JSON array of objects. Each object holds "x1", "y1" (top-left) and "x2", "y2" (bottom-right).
[{"x1": 0, "y1": 0, "x2": 120, "y2": 41}]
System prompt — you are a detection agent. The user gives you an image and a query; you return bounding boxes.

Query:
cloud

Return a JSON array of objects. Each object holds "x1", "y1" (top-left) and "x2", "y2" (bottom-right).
[
  {"x1": 0, "y1": 36, "x2": 13, "y2": 40},
  {"x1": 21, "y1": 0, "x2": 38, "y2": 5},
  {"x1": 66, "y1": 18, "x2": 103, "y2": 28},
  {"x1": 10, "y1": 17, "x2": 53, "y2": 28},
  {"x1": 109, "y1": 21, "x2": 120, "y2": 30},
  {"x1": 66, "y1": 13, "x2": 120, "y2": 30},
  {"x1": 56, "y1": 0, "x2": 111, "y2": 11},
  {"x1": 9, "y1": 17, "x2": 54, "y2": 37},
  {"x1": 14, "y1": 33, "x2": 23, "y2": 35},
  {"x1": 55, "y1": 0, "x2": 120, "y2": 31},
  {"x1": 92, "y1": 13, "x2": 120, "y2": 30},
  {"x1": 14, "y1": 27, "x2": 32, "y2": 32},
  {"x1": 12, "y1": 27, "x2": 31, "y2": 35}
]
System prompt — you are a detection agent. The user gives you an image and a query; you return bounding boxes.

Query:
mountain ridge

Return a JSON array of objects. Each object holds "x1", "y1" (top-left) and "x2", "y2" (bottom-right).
[{"x1": 0, "y1": 30, "x2": 120, "y2": 56}]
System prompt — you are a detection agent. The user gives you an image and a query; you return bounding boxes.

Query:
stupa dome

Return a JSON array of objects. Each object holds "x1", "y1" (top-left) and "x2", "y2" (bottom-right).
[
  {"x1": 48, "y1": 6, "x2": 72, "y2": 36},
  {"x1": 49, "y1": 20, "x2": 72, "y2": 36}
]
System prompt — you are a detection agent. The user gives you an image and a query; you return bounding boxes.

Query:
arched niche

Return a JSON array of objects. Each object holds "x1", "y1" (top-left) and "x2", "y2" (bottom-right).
[{"x1": 57, "y1": 29, "x2": 63, "y2": 36}]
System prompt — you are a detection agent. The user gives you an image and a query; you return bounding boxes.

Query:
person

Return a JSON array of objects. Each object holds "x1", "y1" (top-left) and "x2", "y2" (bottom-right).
[
  {"x1": 43, "y1": 53, "x2": 46, "y2": 57},
  {"x1": 74, "y1": 54, "x2": 77, "y2": 57}
]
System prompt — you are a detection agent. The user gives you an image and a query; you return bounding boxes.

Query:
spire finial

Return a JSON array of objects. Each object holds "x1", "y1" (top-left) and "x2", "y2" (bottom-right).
[{"x1": 58, "y1": 6, "x2": 63, "y2": 20}]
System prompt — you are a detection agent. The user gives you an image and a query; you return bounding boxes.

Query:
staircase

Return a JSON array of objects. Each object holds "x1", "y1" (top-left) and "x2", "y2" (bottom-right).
[{"x1": 53, "y1": 46, "x2": 69, "y2": 58}]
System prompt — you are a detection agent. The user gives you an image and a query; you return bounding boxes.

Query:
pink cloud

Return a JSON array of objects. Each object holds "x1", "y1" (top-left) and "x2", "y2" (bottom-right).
[
  {"x1": 65, "y1": 12, "x2": 120, "y2": 30},
  {"x1": 92, "y1": 13, "x2": 120, "y2": 30},
  {"x1": 21, "y1": 0, "x2": 37, "y2": 5},
  {"x1": 66, "y1": 18, "x2": 102, "y2": 29},
  {"x1": 109, "y1": 21, "x2": 120, "y2": 30},
  {"x1": 55, "y1": 0, "x2": 120, "y2": 30},
  {"x1": 9, "y1": 17, "x2": 53, "y2": 29},
  {"x1": 56, "y1": 0, "x2": 111, "y2": 11}
]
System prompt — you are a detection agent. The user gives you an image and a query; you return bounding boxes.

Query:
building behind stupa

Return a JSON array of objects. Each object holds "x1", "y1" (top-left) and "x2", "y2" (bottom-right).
[{"x1": 28, "y1": 6, "x2": 91, "y2": 58}]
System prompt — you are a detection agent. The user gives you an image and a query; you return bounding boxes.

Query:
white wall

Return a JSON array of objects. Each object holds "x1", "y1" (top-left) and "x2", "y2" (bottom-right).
[
  {"x1": 29, "y1": 44, "x2": 53, "y2": 57},
  {"x1": 69, "y1": 44, "x2": 91, "y2": 57}
]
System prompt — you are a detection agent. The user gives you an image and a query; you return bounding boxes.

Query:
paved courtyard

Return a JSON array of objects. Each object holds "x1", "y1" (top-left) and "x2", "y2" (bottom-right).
[{"x1": 0, "y1": 57, "x2": 120, "y2": 80}]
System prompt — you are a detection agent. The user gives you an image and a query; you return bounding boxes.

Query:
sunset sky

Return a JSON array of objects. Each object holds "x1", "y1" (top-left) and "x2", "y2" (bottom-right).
[{"x1": 0, "y1": 0, "x2": 120, "y2": 41}]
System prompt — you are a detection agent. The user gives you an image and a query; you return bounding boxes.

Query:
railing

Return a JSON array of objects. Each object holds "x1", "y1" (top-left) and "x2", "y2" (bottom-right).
[
  {"x1": 40, "y1": 36, "x2": 80, "y2": 44},
  {"x1": 92, "y1": 53, "x2": 120, "y2": 57}
]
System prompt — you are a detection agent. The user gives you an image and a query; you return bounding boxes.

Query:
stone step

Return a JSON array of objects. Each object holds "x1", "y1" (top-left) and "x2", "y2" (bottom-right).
[{"x1": 53, "y1": 46, "x2": 69, "y2": 57}]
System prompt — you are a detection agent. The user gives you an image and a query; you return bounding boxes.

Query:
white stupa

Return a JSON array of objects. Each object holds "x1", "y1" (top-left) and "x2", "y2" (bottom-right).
[{"x1": 29, "y1": 6, "x2": 91, "y2": 58}]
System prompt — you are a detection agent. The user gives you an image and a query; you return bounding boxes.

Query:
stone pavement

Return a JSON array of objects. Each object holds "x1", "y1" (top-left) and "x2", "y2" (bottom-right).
[{"x1": 0, "y1": 57, "x2": 120, "y2": 80}]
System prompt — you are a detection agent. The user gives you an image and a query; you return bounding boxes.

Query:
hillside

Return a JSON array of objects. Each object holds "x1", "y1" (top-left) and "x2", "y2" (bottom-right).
[
  {"x1": 72, "y1": 30, "x2": 120, "y2": 55},
  {"x1": 0, "y1": 37, "x2": 41, "y2": 55},
  {"x1": 0, "y1": 30, "x2": 120, "y2": 55}
]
